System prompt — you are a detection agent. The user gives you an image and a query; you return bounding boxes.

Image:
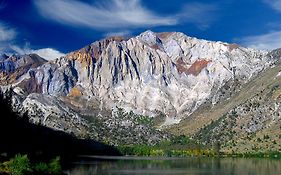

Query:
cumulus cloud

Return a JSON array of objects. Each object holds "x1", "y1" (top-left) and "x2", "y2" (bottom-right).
[
  {"x1": 0, "y1": 6, "x2": 64, "y2": 59},
  {"x1": 32, "y1": 48, "x2": 65, "y2": 60},
  {"x1": 239, "y1": 31, "x2": 281, "y2": 50},
  {"x1": 0, "y1": 22, "x2": 63, "y2": 60},
  {"x1": 0, "y1": 28, "x2": 64, "y2": 60},
  {"x1": 10, "y1": 45, "x2": 65, "y2": 60},
  {"x1": 33, "y1": 0, "x2": 217, "y2": 30}
]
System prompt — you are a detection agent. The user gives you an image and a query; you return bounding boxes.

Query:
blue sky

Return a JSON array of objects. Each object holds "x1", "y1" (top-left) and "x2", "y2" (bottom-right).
[{"x1": 1, "y1": 0, "x2": 281, "y2": 59}]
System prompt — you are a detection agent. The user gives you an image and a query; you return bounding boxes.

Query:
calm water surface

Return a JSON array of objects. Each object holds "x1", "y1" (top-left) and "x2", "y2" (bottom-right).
[{"x1": 65, "y1": 156, "x2": 281, "y2": 175}]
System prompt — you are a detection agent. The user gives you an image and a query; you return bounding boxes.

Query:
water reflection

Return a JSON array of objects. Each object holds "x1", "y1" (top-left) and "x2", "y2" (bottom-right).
[{"x1": 65, "y1": 157, "x2": 281, "y2": 175}]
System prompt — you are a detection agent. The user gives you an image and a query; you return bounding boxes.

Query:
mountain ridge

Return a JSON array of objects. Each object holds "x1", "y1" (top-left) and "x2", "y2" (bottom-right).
[{"x1": 1, "y1": 31, "x2": 280, "y2": 150}]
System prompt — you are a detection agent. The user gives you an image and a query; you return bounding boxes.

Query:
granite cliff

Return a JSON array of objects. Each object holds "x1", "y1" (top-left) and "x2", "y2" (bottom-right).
[{"x1": 1, "y1": 31, "x2": 280, "y2": 150}]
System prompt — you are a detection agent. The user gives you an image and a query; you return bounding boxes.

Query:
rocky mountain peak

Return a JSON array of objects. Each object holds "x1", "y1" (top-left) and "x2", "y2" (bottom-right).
[
  {"x1": 0, "y1": 31, "x2": 275, "y2": 126},
  {"x1": 138, "y1": 30, "x2": 162, "y2": 46},
  {"x1": 1, "y1": 31, "x2": 281, "y2": 150}
]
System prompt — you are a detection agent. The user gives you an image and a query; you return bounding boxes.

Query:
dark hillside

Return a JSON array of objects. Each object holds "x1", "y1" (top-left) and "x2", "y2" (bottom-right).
[{"x1": 0, "y1": 89, "x2": 120, "y2": 162}]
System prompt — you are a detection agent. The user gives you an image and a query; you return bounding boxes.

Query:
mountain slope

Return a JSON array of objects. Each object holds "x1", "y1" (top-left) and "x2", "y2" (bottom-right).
[
  {"x1": 169, "y1": 49, "x2": 281, "y2": 135},
  {"x1": 0, "y1": 54, "x2": 46, "y2": 88},
  {"x1": 169, "y1": 50, "x2": 281, "y2": 152},
  {"x1": 0, "y1": 31, "x2": 279, "y2": 149},
  {"x1": 0, "y1": 90, "x2": 120, "y2": 159},
  {"x1": 188, "y1": 49, "x2": 281, "y2": 152},
  {"x1": 6, "y1": 31, "x2": 273, "y2": 120}
]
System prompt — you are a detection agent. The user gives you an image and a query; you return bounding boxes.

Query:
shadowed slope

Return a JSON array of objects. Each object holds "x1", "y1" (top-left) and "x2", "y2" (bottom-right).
[{"x1": 0, "y1": 89, "x2": 120, "y2": 162}]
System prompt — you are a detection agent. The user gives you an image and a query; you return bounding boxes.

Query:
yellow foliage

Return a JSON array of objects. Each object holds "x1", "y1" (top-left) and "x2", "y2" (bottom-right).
[
  {"x1": 150, "y1": 149, "x2": 165, "y2": 156},
  {"x1": 68, "y1": 87, "x2": 83, "y2": 97},
  {"x1": 0, "y1": 160, "x2": 13, "y2": 174}
]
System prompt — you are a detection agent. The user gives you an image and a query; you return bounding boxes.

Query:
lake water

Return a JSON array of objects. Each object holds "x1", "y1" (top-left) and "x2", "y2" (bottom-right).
[{"x1": 65, "y1": 156, "x2": 281, "y2": 175}]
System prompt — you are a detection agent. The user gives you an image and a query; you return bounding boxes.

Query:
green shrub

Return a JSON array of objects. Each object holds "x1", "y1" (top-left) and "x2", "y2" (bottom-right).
[
  {"x1": 0, "y1": 155, "x2": 62, "y2": 175},
  {"x1": 48, "y1": 157, "x2": 62, "y2": 175},
  {"x1": 7, "y1": 154, "x2": 32, "y2": 175},
  {"x1": 34, "y1": 162, "x2": 49, "y2": 173}
]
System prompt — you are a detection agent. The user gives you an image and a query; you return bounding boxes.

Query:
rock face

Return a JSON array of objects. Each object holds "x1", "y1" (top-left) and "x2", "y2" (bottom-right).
[
  {"x1": 0, "y1": 31, "x2": 279, "y2": 147},
  {"x1": 0, "y1": 54, "x2": 46, "y2": 86},
  {"x1": 6, "y1": 31, "x2": 273, "y2": 123},
  {"x1": 195, "y1": 49, "x2": 281, "y2": 152}
]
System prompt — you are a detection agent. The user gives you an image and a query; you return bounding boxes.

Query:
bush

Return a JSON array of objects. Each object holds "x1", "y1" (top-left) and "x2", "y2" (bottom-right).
[
  {"x1": 0, "y1": 155, "x2": 62, "y2": 175},
  {"x1": 6, "y1": 154, "x2": 32, "y2": 175},
  {"x1": 34, "y1": 162, "x2": 48, "y2": 173},
  {"x1": 48, "y1": 157, "x2": 62, "y2": 175}
]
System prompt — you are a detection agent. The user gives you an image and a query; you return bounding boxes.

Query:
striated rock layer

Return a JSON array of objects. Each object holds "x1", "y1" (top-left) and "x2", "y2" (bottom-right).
[{"x1": 1, "y1": 31, "x2": 275, "y2": 127}]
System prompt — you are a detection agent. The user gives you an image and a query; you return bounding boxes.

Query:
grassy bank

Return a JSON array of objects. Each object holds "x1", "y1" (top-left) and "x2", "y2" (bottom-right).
[
  {"x1": 224, "y1": 151, "x2": 281, "y2": 159},
  {"x1": 117, "y1": 135, "x2": 218, "y2": 157},
  {"x1": 117, "y1": 144, "x2": 281, "y2": 159},
  {"x1": 116, "y1": 135, "x2": 281, "y2": 159},
  {"x1": 118, "y1": 145, "x2": 216, "y2": 157}
]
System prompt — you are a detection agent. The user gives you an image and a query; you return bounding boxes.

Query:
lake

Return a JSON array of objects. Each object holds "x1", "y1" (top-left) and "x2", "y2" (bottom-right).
[{"x1": 65, "y1": 156, "x2": 281, "y2": 175}]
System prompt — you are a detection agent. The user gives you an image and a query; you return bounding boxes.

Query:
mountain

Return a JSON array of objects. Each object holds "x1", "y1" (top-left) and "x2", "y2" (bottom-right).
[
  {"x1": 0, "y1": 31, "x2": 280, "y2": 151},
  {"x1": 174, "y1": 49, "x2": 281, "y2": 153},
  {"x1": 0, "y1": 90, "x2": 120, "y2": 160},
  {"x1": 0, "y1": 54, "x2": 47, "y2": 87}
]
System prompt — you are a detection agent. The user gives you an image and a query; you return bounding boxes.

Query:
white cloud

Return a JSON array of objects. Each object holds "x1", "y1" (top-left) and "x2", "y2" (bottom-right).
[
  {"x1": 10, "y1": 45, "x2": 65, "y2": 60},
  {"x1": 263, "y1": 0, "x2": 281, "y2": 12},
  {"x1": 0, "y1": 5, "x2": 15, "y2": 51},
  {"x1": 0, "y1": 23, "x2": 16, "y2": 42},
  {"x1": 31, "y1": 48, "x2": 65, "y2": 60},
  {"x1": 34, "y1": 0, "x2": 176, "y2": 29},
  {"x1": 0, "y1": 23, "x2": 64, "y2": 60},
  {"x1": 0, "y1": 28, "x2": 15, "y2": 41},
  {"x1": 104, "y1": 30, "x2": 131, "y2": 38},
  {"x1": 0, "y1": 23, "x2": 16, "y2": 51},
  {"x1": 247, "y1": 1, "x2": 281, "y2": 50},
  {"x1": 0, "y1": 6, "x2": 64, "y2": 59},
  {"x1": 239, "y1": 31, "x2": 281, "y2": 50},
  {"x1": 33, "y1": 0, "x2": 217, "y2": 30}
]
